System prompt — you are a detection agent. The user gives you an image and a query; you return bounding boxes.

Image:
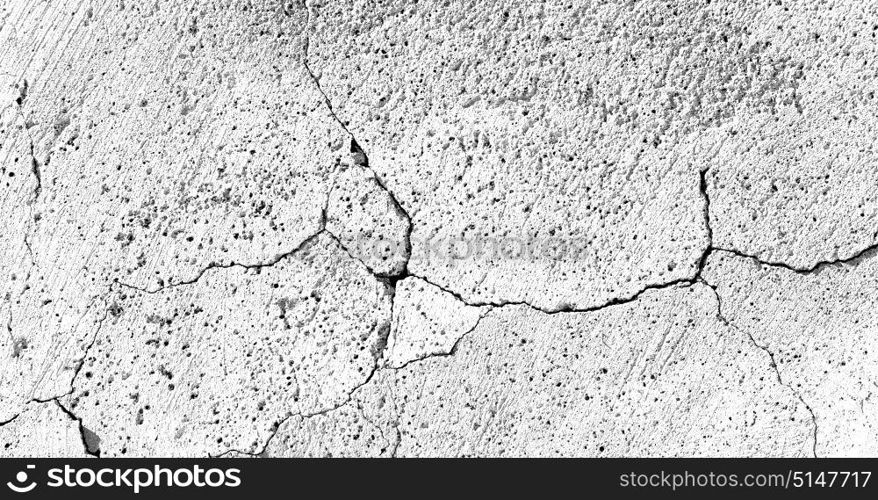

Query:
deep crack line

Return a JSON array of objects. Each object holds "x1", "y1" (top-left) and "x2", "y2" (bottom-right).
[
  {"x1": 300, "y1": 33, "x2": 413, "y2": 277},
  {"x1": 700, "y1": 167, "x2": 818, "y2": 457},
  {"x1": 0, "y1": 413, "x2": 19, "y2": 426},
  {"x1": 371, "y1": 164, "x2": 715, "y2": 316},
  {"x1": 699, "y1": 150, "x2": 878, "y2": 275},
  {"x1": 6, "y1": 77, "x2": 41, "y2": 204},
  {"x1": 695, "y1": 167, "x2": 715, "y2": 279},
  {"x1": 407, "y1": 270, "x2": 698, "y2": 315}
]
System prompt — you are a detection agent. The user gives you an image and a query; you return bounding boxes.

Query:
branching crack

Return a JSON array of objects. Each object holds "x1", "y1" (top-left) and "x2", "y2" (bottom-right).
[
  {"x1": 694, "y1": 167, "x2": 714, "y2": 279},
  {"x1": 54, "y1": 399, "x2": 101, "y2": 457},
  {"x1": 699, "y1": 160, "x2": 878, "y2": 275},
  {"x1": 698, "y1": 166, "x2": 819, "y2": 457},
  {"x1": 301, "y1": 26, "x2": 413, "y2": 279},
  {"x1": 701, "y1": 279, "x2": 819, "y2": 458}
]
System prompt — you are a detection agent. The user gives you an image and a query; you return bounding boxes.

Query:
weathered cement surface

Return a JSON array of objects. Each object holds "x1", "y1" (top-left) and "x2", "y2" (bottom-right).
[
  {"x1": 1, "y1": 0, "x2": 877, "y2": 457},
  {"x1": 704, "y1": 250, "x2": 878, "y2": 457},
  {"x1": 267, "y1": 285, "x2": 814, "y2": 457},
  {"x1": 0, "y1": 400, "x2": 90, "y2": 457}
]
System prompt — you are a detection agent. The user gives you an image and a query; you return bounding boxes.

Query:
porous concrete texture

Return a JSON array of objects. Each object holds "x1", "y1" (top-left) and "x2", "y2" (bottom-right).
[
  {"x1": 703, "y1": 250, "x2": 878, "y2": 457},
  {"x1": 0, "y1": 401, "x2": 92, "y2": 457},
  {"x1": 1, "y1": 0, "x2": 876, "y2": 457}
]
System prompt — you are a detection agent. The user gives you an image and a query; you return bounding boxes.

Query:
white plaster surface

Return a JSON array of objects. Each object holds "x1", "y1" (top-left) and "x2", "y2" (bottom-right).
[{"x1": 1, "y1": 0, "x2": 877, "y2": 457}]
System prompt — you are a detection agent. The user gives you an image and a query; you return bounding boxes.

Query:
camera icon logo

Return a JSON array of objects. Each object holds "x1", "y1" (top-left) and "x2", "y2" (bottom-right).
[{"x1": 7, "y1": 465, "x2": 37, "y2": 493}]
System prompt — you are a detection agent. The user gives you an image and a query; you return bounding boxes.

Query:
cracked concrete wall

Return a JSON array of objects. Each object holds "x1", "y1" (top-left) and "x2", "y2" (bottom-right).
[
  {"x1": 1, "y1": 0, "x2": 877, "y2": 457},
  {"x1": 0, "y1": 401, "x2": 90, "y2": 457}
]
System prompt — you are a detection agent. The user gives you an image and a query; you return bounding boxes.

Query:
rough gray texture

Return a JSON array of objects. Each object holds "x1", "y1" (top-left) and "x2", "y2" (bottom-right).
[
  {"x1": 0, "y1": 401, "x2": 91, "y2": 457},
  {"x1": 68, "y1": 234, "x2": 392, "y2": 457},
  {"x1": 268, "y1": 285, "x2": 814, "y2": 457},
  {"x1": 384, "y1": 277, "x2": 488, "y2": 369},
  {"x1": 2, "y1": 0, "x2": 877, "y2": 457},
  {"x1": 704, "y1": 250, "x2": 878, "y2": 457}
]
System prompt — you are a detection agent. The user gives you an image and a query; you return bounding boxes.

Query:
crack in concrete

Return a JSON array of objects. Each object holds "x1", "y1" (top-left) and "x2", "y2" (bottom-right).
[
  {"x1": 4, "y1": 24, "x2": 864, "y2": 457},
  {"x1": 698, "y1": 166, "x2": 877, "y2": 281},
  {"x1": 11, "y1": 300, "x2": 114, "y2": 457},
  {"x1": 385, "y1": 307, "x2": 493, "y2": 371},
  {"x1": 116, "y1": 227, "x2": 327, "y2": 294},
  {"x1": 408, "y1": 271, "x2": 698, "y2": 314},
  {"x1": 53, "y1": 399, "x2": 101, "y2": 458},
  {"x1": 1, "y1": 397, "x2": 102, "y2": 456},
  {"x1": 67, "y1": 305, "x2": 111, "y2": 398},
  {"x1": 694, "y1": 167, "x2": 714, "y2": 279},
  {"x1": 0, "y1": 413, "x2": 19, "y2": 426},
  {"x1": 700, "y1": 278, "x2": 820, "y2": 458},
  {"x1": 713, "y1": 244, "x2": 878, "y2": 275},
  {"x1": 698, "y1": 166, "x2": 819, "y2": 457},
  {"x1": 301, "y1": 27, "x2": 413, "y2": 279},
  {"x1": 211, "y1": 303, "x2": 392, "y2": 458},
  {"x1": 211, "y1": 364, "x2": 383, "y2": 458},
  {"x1": 699, "y1": 157, "x2": 878, "y2": 275},
  {"x1": 6, "y1": 78, "x2": 41, "y2": 204}
]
